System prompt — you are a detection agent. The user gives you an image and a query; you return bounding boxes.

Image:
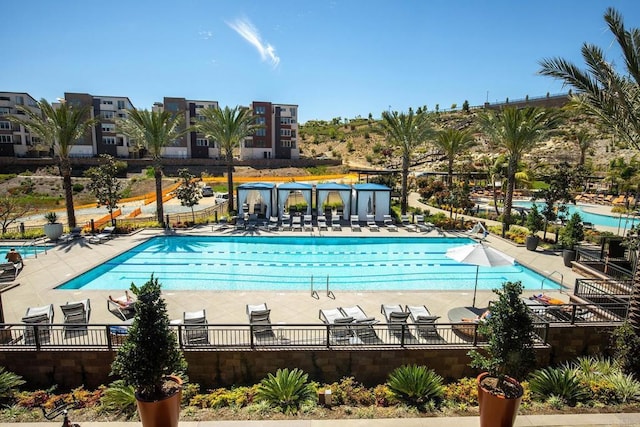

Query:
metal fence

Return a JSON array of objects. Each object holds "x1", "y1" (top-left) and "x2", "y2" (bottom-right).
[
  {"x1": 574, "y1": 278, "x2": 631, "y2": 320},
  {"x1": 576, "y1": 247, "x2": 633, "y2": 282}
]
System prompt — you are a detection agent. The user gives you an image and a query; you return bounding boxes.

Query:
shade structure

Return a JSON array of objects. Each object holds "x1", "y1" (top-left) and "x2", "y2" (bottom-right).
[{"x1": 445, "y1": 243, "x2": 515, "y2": 307}]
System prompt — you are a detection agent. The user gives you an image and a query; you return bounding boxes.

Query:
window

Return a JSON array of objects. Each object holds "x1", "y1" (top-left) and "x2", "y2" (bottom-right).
[
  {"x1": 281, "y1": 140, "x2": 292, "y2": 148},
  {"x1": 196, "y1": 114, "x2": 206, "y2": 122},
  {"x1": 166, "y1": 102, "x2": 180, "y2": 112},
  {"x1": 15, "y1": 96, "x2": 24, "y2": 105},
  {"x1": 280, "y1": 117, "x2": 291, "y2": 125},
  {"x1": 0, "y1": 107, "x2": 10, "y2": 115},
  {"x1": 289, "y1": 107, "x2": 296, "y2": 116},
  {"x1": 0, "y1": 121, "x2": 10, "y2": 130},
  {"x1": 102, "y1": 136, "x2": 116, "y2": 145},
  {"x1": 117, "y1": 100, "x2": 125, "y2": 109},
  {"x1": 102, "y1": 124, "x2": 115, "y2": 132},
  {"x1": 102, "y1": 111, "x2": 115, "y2": 119},
  {"x1": 0, "y1": 135, "x2": 13, "y2": 143},
  {"x1": 280, "y1": 129, "x2": 291, "y2": 137},
  {"x1": 101, "y1": 100, "x2": 113, "y2": 105},
  {"x1": 255, "y1": 129, "x2": 266, "y2": 136},
  {"x1": 196, "y1": 138, "x2": 209, "y2": 147},
  {"x1": 254, "y1": 106, "x2": 266, "y2": 115}
]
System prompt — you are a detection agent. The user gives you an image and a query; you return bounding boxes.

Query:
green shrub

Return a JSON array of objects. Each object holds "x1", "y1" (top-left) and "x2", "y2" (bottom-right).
[
  {"x1": 256, "y1": 368, "x2": 315, "y2": 414},
  {"x1": 72, "y1": 183, "x2": 84, "y2": 193},
  {"x1": 100, "y1": 380, "x2": 136, "y2": 415},
  {"x1": 607, "y1": 372, "x2": 640, "y2": 403},
  {"x1": 611, "y1": 321, "x2": 640, "y2": 377},
  {"x1": 0, "y1": 368, "x2": 25, "y2": 400},
  {"x1": 329, "y1": 377, "x2": 375, "y2": 406},
  {"x1": 528, "y1": 367, "x2": 588, "y2": 405},
  {"x1": 386, "y1": 365, "x2": 444, "y2": 408},
  {"x1": 443, "y1": 377, "x2": 478, "y2": 405}
]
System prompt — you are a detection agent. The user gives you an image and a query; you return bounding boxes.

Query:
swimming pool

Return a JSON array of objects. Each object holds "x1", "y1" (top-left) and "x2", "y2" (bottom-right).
[
  {"x1": 514, "y1": 202, "x2": 640, "y2": 230},
  {"x1": 0, "y1": 244, "x2": 51, "y2": 259},
  {"x1": 56, "y1": 236, "x2": 558, "y2": 291}
]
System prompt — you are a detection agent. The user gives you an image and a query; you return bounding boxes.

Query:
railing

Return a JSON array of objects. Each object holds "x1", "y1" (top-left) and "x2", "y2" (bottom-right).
[
  {"x1": 576, "y1": 247, "x2": 633, "y2": 282},
  {"x1": 574, "y1": 278, "x2": 631, "y2": 320},
  {"x1": 0, "y1": 321, "x2": 551, "y2": 352}
]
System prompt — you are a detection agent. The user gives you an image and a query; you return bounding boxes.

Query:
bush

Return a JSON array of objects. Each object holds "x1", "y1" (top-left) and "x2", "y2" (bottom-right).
[
  {"x1": 256, "y1": 368, "x2": 315, "y2": 414},
  {"x1": 329, "y1": 377, "x2": 375, "y2": 406},
  {"x1": 443, "y1": 377, "x2": 478, "y2": 405},
  {"x1": 100, "y1": 380, "x2": 136, "y2": 415},
  {"x1": 386, "y1": 365, "x2": 444, "y2": 408},
  {"x1": 0, "y1": 368, "x2": 25, "y2": 400},
  {"x1": 528, "y1": 367, "x2": 588, "y2": 405},
  {"x1": 72, "y1": 183, "x2": 84, "y2": 193}
]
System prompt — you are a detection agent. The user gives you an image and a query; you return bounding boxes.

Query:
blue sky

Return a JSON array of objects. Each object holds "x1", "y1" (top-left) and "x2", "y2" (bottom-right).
[{"x1": 5, "y1": 1, "x2": 640, "y2": 123}]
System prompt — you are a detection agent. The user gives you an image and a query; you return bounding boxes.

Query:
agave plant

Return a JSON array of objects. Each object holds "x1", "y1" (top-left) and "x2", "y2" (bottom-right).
[
  {"x1": 0, "y1": 367, "x2": 25, "y2": 399},
  {"x1": 569, "y1": 355, "x2": 619, "y2": 382},
  {"x1": 100, "y1": 380, "x2": 137, "y2": 415},
  {"x1": 386, "y1": 364, "x2": 444, "y2": 408},
  {"x1": 605, "y1": 372, "x2": 640, "y2": 404},
  {"x1": 256, "y1": 368, "x2": 315, "y2": 414},
  {"x1": 528, "y1": 366, "x2": 588, "y2": 405}
]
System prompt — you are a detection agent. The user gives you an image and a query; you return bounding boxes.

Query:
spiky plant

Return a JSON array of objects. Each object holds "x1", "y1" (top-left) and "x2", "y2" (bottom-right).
[
  {"x1": 0, "y1": 367, "x2": 25, "y2": 399},
  {"x1": 386, "y1": 364, "x2": 444, "y2": 408},
  {"x1": 607, "y1": 372, "x2": 640, "y2": 403},
  {"x1": 528, "y1": 367, "x2": 588, "y2": 406},
  {"x1": 256, "y1": 368, "x2": 314, "y2": 414},
  {"x1": 100, "y1": 380, "x2": 137, "y2": 415}
]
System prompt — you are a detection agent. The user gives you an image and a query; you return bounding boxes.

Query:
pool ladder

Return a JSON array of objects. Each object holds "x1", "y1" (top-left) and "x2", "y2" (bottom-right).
[
  {"x1": 22, "y1": 237, "x2": 49, "y2": 258},
  {"x1": 541, "y1": 270, "x2": 563, "y2": 290},
  {"x1": 310, "y1": 275, "x2": 334, "y2": 299}
]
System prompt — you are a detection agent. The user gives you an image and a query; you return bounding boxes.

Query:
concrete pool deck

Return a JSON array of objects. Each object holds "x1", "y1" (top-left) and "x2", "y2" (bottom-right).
[{"x1": 0, "y1": 217, "x2": 582, "y2": 326}]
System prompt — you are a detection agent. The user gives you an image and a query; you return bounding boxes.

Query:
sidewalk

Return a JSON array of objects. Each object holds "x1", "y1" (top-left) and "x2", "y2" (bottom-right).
[{"x1": 8, "y1": 413, "x2": 640, "y2": 427}]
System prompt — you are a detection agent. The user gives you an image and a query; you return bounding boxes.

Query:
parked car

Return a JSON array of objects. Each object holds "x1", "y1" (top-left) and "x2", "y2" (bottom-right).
[
  {"x1": 215, "y1": 193, "x2": 229, "y2": 204},
  {"x1": 201, "y1": 186, "x2": 214, "y2": 197}
]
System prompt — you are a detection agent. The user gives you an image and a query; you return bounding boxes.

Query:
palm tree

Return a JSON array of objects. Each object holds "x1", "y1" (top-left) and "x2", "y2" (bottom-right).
[
  {"x1": 378, "y1": 109, "x2": 433, "y2": 214},
  {"x1": 574, "y1": 128, "x2": 594, "y2": 166},
  {"x1": 478, "y1": 107, "x2": 562, "y2": 237},
  {"x1": 539, "y1": 7, "x2": 640, "y2": 336},
  {"x1": 11, "y1": 99, "x2": 97, "y2": 228},
  {"x1": 432, "y1": 128, "x2": 476, "y2": 188},
  {"x1": 195, "y1": 106, "x2": 260, "y2": 213},
  {"x1": 117, "y1": 109, "x2": 186, "y2": 225}
]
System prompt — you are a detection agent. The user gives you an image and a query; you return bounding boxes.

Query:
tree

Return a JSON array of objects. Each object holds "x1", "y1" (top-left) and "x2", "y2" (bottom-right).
[
  {"x1": 85, "y1": 154, "x2": 124, "y2": 227},
  {"x1": 0, "y1": 196, "x2": 31, "y2": 236},
  {"x1": 537, "y1": 163, "x2": 582, "y2": 241},
  {"x1": 195, "y1": 106, "x2": 260, "y2": 213},
  {"x1": 432, "y1": 128, "x2": 476, "y2": 188},
  {"x1": 117, "y1": 109, "x2": 187, "y2": 226},
  {"x1": 10, "y1": 99, "x2": 98, "y2": 228},
  {"x1": 378, "y1": 109, "x2": 433, "y2": 214},
  {"x1": 175, "y1": 168, "x2": 202, "y2": 224},
  {"x1": 574, "y1": 128, "x2": 594, "y2": 166},
  {"x1": 478, "y1": 107, "x2": 562, "y2": 237}
]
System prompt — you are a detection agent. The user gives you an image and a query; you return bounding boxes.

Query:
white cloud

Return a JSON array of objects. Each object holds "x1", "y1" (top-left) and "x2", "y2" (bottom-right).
[
  {"x1": 199, "y1": 30, "x2": 213, "y2": 40},
  {"x1": 227, "y1": 18, "x2": 280, "y2": 68}
]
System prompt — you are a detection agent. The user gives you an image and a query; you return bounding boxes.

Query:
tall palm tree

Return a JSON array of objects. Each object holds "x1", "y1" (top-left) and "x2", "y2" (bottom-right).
[
  {"x1": 117, "y1": 109, "x2": 186, "y2": 225},
  {"x1": 539, "y1": 7, "x2": 640, "y2": 337},
  {"x1": 478, "y1": 107, "x2": 562, "y2": 237},
  {"x1": 433, "y1": 128, "x2": 476, "y2": 188},
  {"x1": 574, "y1": 128, "x2": 594, "y2": 166},
  {"x1": 195, "y1": 106, "x2": 260, "y2": 213},
  {"x1": 11, "y1": 99, "x2": 97, "y2": 228},
  {"x1": 378, "y1": 109, "x2": 433, "y2": 214}
]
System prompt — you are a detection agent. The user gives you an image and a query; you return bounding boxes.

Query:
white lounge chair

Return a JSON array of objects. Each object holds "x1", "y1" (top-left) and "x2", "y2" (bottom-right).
[
  {"x1": 22, "y1": 304, "x2": 54, "y2": 345},
  {"x1": 291, "y1": 216, "x2": 302, "y2": 231},
  {"x1": 60, "y1": 299, "x2": 91, "y2": 337},
  {"x1": 415, "y1": 215, "x2": 433, "y2": 232},
  {"x1": 281, "y1": 213, "x2": 291, "y2": 230},
  {"x1": 89, "y1": 226, "x2": 115, "y2": 243},
  {"x1": 317, "y1": 215, "x2": 328, "y2": 230},
  {"x1": 405, "y1": 305, "x2": 441, "y2": 339},
  {"x1": 247, "y1": 303, "x2": 275, "y2": 341},
  {"x1": 381, "y1": 304, "x2": 411, "y2": 338},
  {"x1": 182, "y1": 309, "x2": 209, "y2": 345},
  {"x1": 350, "y1": 215, "x2": 361, "y2": 231},
  {"x1": 383, "y1": 215, "x2": 397, "y2": 231},
  {"x1": 267, "y1": 216, "x2": 280, "y2": 231},
  {"x1": 339, "y1": 305, "x2": 381, "y2": 343},
  {"x1": 107, "y1": 292, "x2": 136, "y2": 320},
  {"x1": 0, "y1": 262, "x2": 21, "y2": 282},
  {"x1": 400, "y1": 214, "x2": 417, "y2": 232},
  {"x1": 60, "y1": 227, "x2": 83, "y2": 242},
  {"x1": 366, "y1": 215, "x2": 379, "y2": 231},
  {"x1": 331, "y1": 216, "x2": 342, "y2": 231},
  {"x1": 303, "y1": 215, "x2": 313, "y2": 231},
  {"x1": 319, "y1": 308, "x2": 360, "y2": 344}
]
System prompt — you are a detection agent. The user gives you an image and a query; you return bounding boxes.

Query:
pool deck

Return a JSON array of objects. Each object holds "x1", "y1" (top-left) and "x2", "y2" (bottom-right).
[{"x1": 1, "y1": 214, "x2": 582, "y2": 326}]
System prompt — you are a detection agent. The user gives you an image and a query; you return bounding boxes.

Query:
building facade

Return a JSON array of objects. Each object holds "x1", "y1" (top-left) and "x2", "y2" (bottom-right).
[
  {"x1": 241, "y1": 102, "x2": 299, "y2": 160},
  {"x1": 0, "y1": 92, "x2": 42, "y2": 157}
]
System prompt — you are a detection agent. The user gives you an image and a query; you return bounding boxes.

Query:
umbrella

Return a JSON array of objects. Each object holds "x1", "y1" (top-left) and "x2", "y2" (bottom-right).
[{"x1": 445, "y1": 243, "x2": 515, "y2": 307}]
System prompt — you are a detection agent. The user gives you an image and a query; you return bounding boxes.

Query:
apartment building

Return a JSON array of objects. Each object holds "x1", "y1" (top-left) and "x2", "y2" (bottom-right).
[
  {"x1": 0, "y1": 92, "x2": 42, "y2": 157},
  {"x1": 63, "y1": 92, "x2": 135, "y2": 158},
  {"x1": 152, "y1": 97, "x2": 220, "y2": 159},
  {"x1": 241, "y1": 102, "x2": 299, "y2": 160}
]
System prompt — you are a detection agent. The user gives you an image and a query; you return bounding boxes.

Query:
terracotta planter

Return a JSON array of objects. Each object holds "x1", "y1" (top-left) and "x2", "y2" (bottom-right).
[
  {"x1": 477, "y1": 372, "x2": 523, "y2": 427},
  {"x1": 136, "y1": 375, "x2": 183, "y2": 427}
]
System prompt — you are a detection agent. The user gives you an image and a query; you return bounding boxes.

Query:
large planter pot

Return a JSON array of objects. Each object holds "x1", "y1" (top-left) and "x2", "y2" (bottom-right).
[
  {"x1": 43, "y1": 223, "x2": 63, "y2": 241},
  {"x1": 525, "y1": 235, "x2": 539, "y2": 251},
  {"x1": 477, "y1": 372, "x2": 523, "y2": 427},
  {"x1": 136, "y1": 375, "x2": 183, "y2": 427},
  {"x1": 562, "y1": 248, "x2": 577, "y2": 268}
]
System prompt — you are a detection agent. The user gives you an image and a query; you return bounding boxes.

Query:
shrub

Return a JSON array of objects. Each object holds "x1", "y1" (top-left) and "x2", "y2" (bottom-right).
[
  {"x1": 607, "y1": 372, "x2": 640, "y2": 403},
  {"x1": 100, "y1": 380, "x2": 136, "y2": 415},
  {"x1": 256, "y1": 368, "x2": 315, "y2": 414},
  {"x1": 329, "y1": 377, "x2": 375, "y2": 406},
  {"x1": 528, "y1": 367, "x2": 588, "y2": 405},
  {"x1": 0, "y1": 367, "x2": 25, "y2": 400},
  {"x1": 443, "y1": 377, "x2": 478, "y2": 405},
  {"x1": 386, "y1": 365, "x2": 444, "y2": 408},
  {"x1": 72, "y1": 183, "x2": 84, "y2": 193},
  {"x1": 611, "y1": 321, "x2": 640, "y2": 377}
]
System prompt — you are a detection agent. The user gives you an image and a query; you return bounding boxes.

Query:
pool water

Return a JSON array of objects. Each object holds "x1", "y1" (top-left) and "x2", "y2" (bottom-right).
[
  {"x1": 56, "y1": 236, "x2": 558, "y2": 292},
  {"x1": 514, "y1": 202, "x2": 640, "y2": 230},
  {"x1": 0, "y1": 245, "x2": 51, "y2": 259}
]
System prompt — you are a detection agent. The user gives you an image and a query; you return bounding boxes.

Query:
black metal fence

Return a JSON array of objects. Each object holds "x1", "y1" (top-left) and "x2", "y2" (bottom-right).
[
  {"x1": 576, "y1": 247, "x2": 633, "y2": 282},
  {"x1": 574, "y1": 278, "x2": 631, "y2": 320}
]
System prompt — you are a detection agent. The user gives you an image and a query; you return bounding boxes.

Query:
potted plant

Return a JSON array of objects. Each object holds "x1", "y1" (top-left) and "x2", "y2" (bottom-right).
[
  {"x1": 525, "y1": 204, "x2": 544, "y2": 251},
  {"x1": 559, "y1": 212, "x2": 584, "y2": 267},
  {"x1": 111, "y1": 274, "x2": 187, "y2": 427},
  {"x1": 468, "y1": 281, "x2": 536, "y2": 427},
  {"x1": 43, "y1": 212, "x2": 64, "y2": 241}
]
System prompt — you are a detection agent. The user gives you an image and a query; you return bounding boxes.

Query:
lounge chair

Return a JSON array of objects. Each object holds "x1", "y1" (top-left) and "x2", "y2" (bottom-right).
[
  {"x1": 182, "y1": 309, "x2": 209, "y2": 345},
  {"x1": 247, "y1": 303, "x2": 275, "y2": 341},
  {"x1": 339, "y1": 305, "x2": 381, "y2": 343},
  {"x1": 60, "y1": 227, "x2": 83, "y2": 242},
  {"x1": 350, "y1": 215, "x2": 361, "y2": 231},
  {"x1": 383, "y1": 215, "x2": 398, "y2": 231},
  {"x1": 400, "y1": 214, "x2": 417, "y2": 232},
  {"x1": 319, "y1": 308, "x2": 360, "y2": 344},
  {"x1": 317, "y1": 215, "x2": 328, "y2": 230},
  {"x1": 234, "y1": 215, "x2": 246, "y2": 231},
  {"x1": 107, "y1": 293, "x2": 136, "y2": 320},
  {"x1": 380, "y1": 304, "x2": 411, "y2": 338},
  {"x1": 22, "y1": 304, "x2": 54, "y2": 345},
  {"x1": 405, "y1": 305, "x2": 441, "y2": 339},
  {"x1": 303, "y1": 215, "x2": 313, "y2": 231},
  {"x1": 267, "y1": 216, "x2": 280, "y2": 231},
  {"x1": 331, "y1": 216, "x2": 342, "y2": 231},
  {"x1": 60, "y1": 299, "x2": 91, "y2": 337},
  {"x1": 0, "y1": 262, "x2": 21, "y2": 282},
  {"x1": 247, "y1": 214, "x2": 259, "y2": 230},
  {"x1": 414, "y1": 215, "x2": 433, "y2": 232},
  {"x1": 89, "y1": 226, "x2": 115, "y2": 243},
  {"x1": 291, "y1": 216, "x2": 302, "y2": 231},
  {"x1": 366, "y1": 215, "x2": 379, "y2": 231},
  {"x1": 281, "y1": 213, "x2": 291, "y2": 230}
]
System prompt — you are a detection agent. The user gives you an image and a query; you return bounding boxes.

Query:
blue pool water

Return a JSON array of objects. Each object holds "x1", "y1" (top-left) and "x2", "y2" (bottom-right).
[
  {"x1": 0, "y1": 244, "x2": 51, "y2": 259},
  {"x1": 514, "y1": 202, "x2": 640, "y2": 230},
  {"x1": 56, "y1": 236, "x2": 558, "y2": 291}
]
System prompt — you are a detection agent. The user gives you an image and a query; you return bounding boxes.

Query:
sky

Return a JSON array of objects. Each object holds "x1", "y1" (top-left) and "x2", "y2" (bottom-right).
[{"x1": 4, "y1": 1, "x2": 640, "y2": 123}]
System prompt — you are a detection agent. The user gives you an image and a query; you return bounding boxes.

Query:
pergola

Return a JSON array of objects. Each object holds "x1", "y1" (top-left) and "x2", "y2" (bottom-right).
[
  {"x1": 277, "y1": 182, "x2": 313, "y2": 217},
  {"x1": 352, "y1": 183, "x2": 391, "y2": 221},
  {"x1": 236, "y1": 183, "x2": 276, "y2": 218},
  {"x1": 315, "y1": 183, "x2": 352, "y2": 219}
]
